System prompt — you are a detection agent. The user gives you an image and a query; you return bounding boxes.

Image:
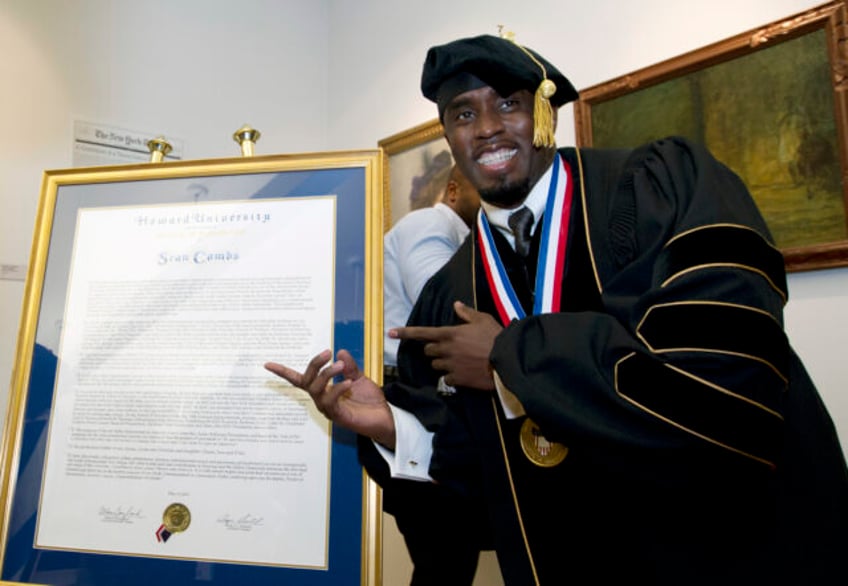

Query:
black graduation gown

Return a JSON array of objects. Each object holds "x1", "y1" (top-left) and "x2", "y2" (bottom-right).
[{"x1": 360, "y1": 137, "x2": 848, "y2": 585}]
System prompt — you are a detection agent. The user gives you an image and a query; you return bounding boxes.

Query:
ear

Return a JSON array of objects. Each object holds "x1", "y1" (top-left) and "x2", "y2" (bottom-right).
[{"x1": 444, "y1": 180, "x2": 459, "y2": 204}]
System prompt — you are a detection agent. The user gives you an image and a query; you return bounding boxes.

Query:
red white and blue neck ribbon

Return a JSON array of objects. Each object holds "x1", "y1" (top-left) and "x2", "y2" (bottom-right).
[{"x1": 477, "y1": 154, "x2": 573, "y2": 326}]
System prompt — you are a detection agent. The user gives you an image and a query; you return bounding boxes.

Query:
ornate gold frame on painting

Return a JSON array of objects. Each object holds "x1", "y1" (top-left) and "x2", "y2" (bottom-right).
[
  {"x1": 378, "y1": 118, "x2": 450, "y2": 232},
  {"x1": 574, "y1": 1, "x2": 848, "y2": 272}
]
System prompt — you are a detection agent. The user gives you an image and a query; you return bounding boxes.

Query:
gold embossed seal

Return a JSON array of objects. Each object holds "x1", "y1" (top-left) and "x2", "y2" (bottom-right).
[
  {"x1": 520, "y1": 418, "x2": 568, "y2": 467},
  {"x1": 163, "y1": 503, "x2": 191, "y2": 533}
]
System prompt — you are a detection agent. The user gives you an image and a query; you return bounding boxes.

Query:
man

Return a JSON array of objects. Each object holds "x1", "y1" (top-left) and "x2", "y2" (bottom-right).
[
  {"x1": 383, "y1": 164, "x2": 480, "y2": 385},
  {"x1": 267, "y1": 34, "x2": 848, "y2": 585}
]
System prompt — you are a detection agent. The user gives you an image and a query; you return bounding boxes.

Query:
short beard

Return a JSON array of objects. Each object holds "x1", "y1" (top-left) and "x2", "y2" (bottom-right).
[{"x1": 478, "y1": 177, "x2": 532, "y2": 209}]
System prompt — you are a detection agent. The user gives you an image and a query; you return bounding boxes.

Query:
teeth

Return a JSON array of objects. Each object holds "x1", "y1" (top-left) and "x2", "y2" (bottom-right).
[{"x1": 478, "y1": 149, "x2": 517, "y2": 166}]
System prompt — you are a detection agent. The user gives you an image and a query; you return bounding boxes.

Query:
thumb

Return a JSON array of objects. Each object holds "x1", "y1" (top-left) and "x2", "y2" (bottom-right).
[
  {"x1": 453, "y1": 300, "x2": 478, "y2": 324},
  {"x1": 336, "y1": 349, "x2": 362, "y2": 380}
]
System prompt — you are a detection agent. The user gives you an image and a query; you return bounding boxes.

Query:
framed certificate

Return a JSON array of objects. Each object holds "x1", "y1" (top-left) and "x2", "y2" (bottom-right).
[{"x1": 0, "y1": 150, "x2": 384, "y2": 585}]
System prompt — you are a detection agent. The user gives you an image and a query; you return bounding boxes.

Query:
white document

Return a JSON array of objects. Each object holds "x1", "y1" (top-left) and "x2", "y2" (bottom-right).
[{"x1": 36, "y1": 196, "x2": 336, "y2": 568}]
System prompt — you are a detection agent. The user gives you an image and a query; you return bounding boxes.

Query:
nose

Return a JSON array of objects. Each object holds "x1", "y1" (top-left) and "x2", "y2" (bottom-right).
[{"x1": 474, "y1": 105, "x2": 504, "y2": 139}]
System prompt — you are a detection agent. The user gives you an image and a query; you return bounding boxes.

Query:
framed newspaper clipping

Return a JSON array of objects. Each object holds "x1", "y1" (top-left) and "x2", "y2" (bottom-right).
[{"x1": 0, "y1": 150, "x2": 384, "y2": 586}]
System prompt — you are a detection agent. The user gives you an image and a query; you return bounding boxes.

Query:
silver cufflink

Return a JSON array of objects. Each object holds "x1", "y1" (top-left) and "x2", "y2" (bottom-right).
[{"x1": 437, "y1": 376, "x2": 457, "y2": 396}]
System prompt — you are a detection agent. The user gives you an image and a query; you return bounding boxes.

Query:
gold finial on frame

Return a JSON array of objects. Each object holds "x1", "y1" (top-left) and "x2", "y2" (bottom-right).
[
  {"x1": 233, "y1": 125, "x2": 261, "y2": 157},
  {"x1": 146, "y1": 136, "x2": 173, "y2": 163}
]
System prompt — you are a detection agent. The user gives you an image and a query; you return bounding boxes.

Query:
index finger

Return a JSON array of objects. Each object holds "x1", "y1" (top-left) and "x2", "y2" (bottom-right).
[
  {"x1": 264, "y1": 361, "x2": 304, "y2": 387},
  {"x1": 389, "y1": 325, "x2": 449, "y2": 342},
  {"x1": 265, "y1": 349, "x2": 332, "y2": 388}
]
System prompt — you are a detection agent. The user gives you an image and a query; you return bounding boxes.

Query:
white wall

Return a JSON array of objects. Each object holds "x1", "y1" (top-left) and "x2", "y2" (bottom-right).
[
  {"x1": 0, "y1": 0, "x2": 329, "y2": 414},
  {"x1": 325, "y1": 0, "x2": 836, "y2": 148},
  {"x1": 0, "y1": 1, "x2": 845, "y2": 585}
]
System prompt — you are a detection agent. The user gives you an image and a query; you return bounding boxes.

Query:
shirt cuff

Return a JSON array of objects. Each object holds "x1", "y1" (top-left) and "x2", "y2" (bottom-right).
[
  {"x1": 372, "y1": 403, "x2": 434, "y2": 482},
  {"x1": 493, "y1": 369, "x2": 526, "y2": 419}
]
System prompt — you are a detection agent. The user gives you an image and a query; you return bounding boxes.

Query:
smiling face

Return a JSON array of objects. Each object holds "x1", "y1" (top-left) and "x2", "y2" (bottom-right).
[{"x1": 442, "y1": 85, "x2": 556, "y2": 209}]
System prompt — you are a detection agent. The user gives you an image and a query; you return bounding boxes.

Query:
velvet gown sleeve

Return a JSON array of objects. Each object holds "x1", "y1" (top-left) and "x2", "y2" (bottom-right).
[
  {"x1": 484, "y1": 139, "x2": 838, "y2": 482},
  {"x1": 488, "y1": 137, "x2": 848, "y2": 579},
  {"x1": 492, "y1": 137, "x2": 792, "y2": 468}
]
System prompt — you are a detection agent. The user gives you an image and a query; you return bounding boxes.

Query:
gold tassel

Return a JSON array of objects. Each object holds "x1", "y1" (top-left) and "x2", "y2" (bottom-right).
[
  {"x1": 533, "y1": 79, "x2": 557, "y2": 148},
  {"x1": 500, "y1": 27, "x2": 558, "y2": 148}
]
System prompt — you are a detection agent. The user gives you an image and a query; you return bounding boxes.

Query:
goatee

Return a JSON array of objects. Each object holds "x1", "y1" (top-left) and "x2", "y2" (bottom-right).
[{"x1": 479, "y1": 177, "x2": 531, "y2": 209}]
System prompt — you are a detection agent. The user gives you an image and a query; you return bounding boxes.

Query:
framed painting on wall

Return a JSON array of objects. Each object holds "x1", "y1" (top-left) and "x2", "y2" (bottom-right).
[
  {"x1": 0, "y1": 151, "x2": 384, "y2": 586},
  {"x1": 573, "y1": 0, "x2": 848, "y2": 272},
  {"x1": 378, "y1": 119, "x2": 453, "y2": 232}
]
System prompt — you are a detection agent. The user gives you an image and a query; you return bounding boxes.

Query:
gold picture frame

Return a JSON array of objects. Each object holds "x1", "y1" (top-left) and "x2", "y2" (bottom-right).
[
  {"x1": 573, "y1": 0, "x2": 848, "y2": 272},
  {"x1": 0, "y1": 151, "x2": 383, "y2": 585},
  {"x1": 378, "y1": 118, "x2": 452, "y2": 232}
]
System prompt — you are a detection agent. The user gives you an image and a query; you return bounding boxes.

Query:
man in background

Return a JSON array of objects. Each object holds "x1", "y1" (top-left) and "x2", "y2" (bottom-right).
[
  {"x1": 383, "y1": 165, "x2": 480, "y2": 385},
  {"x1": 408, "y1": 150, "x2": 453, "y2": 210}
]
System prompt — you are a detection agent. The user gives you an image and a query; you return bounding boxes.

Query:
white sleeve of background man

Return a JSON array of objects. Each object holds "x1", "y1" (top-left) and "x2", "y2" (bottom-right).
[{"x1": 395, "y1": 203, "x2": 470, "y2": 301}]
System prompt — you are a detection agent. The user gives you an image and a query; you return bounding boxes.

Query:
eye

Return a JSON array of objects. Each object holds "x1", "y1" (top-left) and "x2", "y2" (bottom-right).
[
  {"x1": 498, "y1": 98, "x2": 520, "y2": 112},
  {"x1": 452, "y1": 108, "x2": 475, "y2": 123}
]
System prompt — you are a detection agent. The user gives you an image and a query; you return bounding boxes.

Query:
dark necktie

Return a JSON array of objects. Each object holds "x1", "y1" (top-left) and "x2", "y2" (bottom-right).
[{"x1": 508, "y1": 207, "x2": 534, "y2": 258}]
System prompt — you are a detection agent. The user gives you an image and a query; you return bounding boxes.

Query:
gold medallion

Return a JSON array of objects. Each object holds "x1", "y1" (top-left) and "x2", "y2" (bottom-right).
[
  {"x1": 520, "y1": 418, "x2": 568, "y2": 467},
  {"x1": 162, "y1": 503, "x2": 191, "y2": 534}
]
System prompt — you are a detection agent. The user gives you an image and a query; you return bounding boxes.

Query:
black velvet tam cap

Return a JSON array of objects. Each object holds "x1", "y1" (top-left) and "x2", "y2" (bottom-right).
[{"x1": 421, "y1": 34, "x2": 578, "y2": 120}]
